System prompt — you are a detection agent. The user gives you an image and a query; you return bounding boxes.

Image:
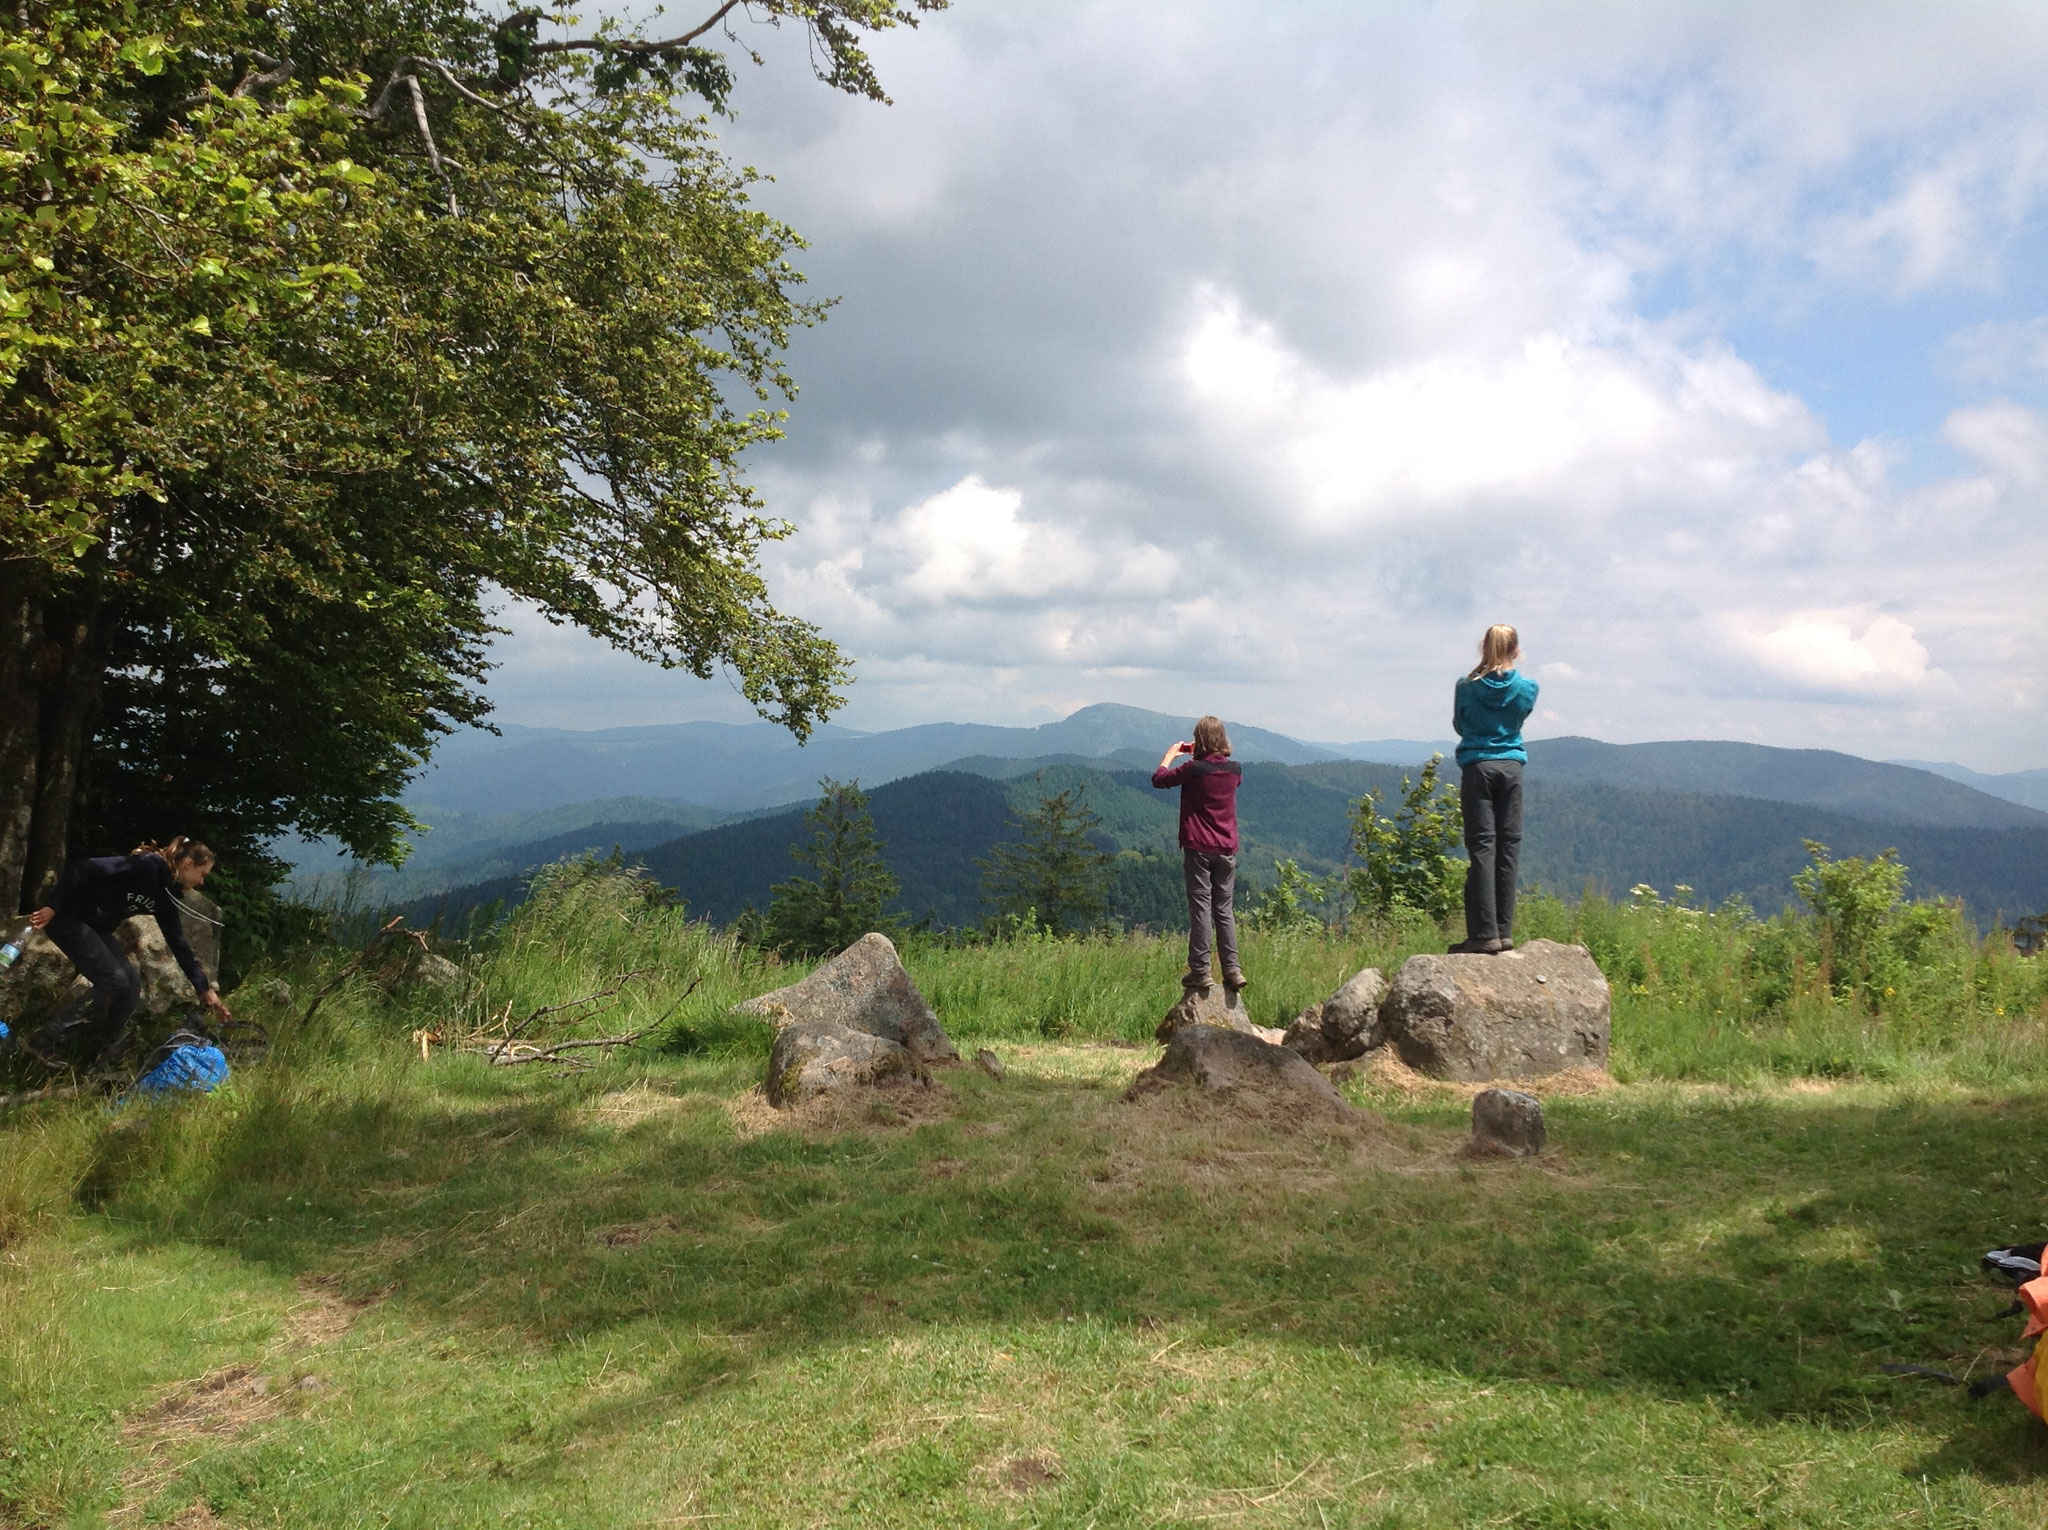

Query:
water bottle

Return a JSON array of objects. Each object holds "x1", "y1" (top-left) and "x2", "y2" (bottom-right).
[{"x1": 1, "y1": 924, "x2": 33, "y2": 968}]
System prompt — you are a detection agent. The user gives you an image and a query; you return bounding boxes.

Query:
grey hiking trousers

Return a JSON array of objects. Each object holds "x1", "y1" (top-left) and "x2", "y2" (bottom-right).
[{"x1": 1182, "y1": 848, "x2": 1240, "y2": 983}]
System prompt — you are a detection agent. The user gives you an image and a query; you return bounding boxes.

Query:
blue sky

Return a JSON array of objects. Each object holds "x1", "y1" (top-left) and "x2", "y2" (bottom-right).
[{"x1": 483, "y1": 1, "x2": 2048, "y2": 772}]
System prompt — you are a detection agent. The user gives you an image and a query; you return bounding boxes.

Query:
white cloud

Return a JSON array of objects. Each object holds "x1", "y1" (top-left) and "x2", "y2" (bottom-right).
[
  {"x1": 474, "y1": 0, "x2": 2048, "y2": 770},
  {"x1": 1178, "y1": 290, "x2": 1816, "y2": 532},
  {"x1": 1943, "y1": 402, "x2": 2048, "y2": 488},
  {"x1": 1743, "y1": 614, "x2": 1943, "y2": 698}
]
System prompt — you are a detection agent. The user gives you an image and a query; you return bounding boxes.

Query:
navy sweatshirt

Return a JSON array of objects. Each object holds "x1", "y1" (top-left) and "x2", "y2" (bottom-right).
[{"x1": 48, "y1": 854, "x2": 212, "y2": 996}]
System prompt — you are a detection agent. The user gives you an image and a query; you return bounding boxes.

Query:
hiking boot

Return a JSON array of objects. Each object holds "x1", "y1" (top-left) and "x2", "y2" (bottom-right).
[
  {"x1": 18, "y1": 1027, "x2": 79, "y2": 1072},
  {"x1": 1181, "y1": 970, "x2": 1213, "y2": 994},
  {"x1": 1492, "y1": 938, "x2": 1515, "y2": 953},
  {"x1": 1223, "y1": 971, "x2": 1250, "y2": 993},
  {"x1": 1446, "y1": 938, "x2": 1493, "y2": 955}
]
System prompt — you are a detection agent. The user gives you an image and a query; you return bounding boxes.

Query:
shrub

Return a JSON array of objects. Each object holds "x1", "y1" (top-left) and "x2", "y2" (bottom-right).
[{"x1": 1347, "y1": 755, "x2": 1463, "y2": 926}]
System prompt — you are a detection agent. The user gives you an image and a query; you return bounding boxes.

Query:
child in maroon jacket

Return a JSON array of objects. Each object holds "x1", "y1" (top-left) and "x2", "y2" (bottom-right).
[{"x1": 1152, "y1": 716, "x2": 1247, "y2": 994}]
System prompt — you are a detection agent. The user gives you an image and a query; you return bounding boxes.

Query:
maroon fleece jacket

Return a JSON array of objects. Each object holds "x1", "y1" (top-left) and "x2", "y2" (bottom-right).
[{"x1": 1151, "y1": 753, "x2": 1242, "y2": 854}]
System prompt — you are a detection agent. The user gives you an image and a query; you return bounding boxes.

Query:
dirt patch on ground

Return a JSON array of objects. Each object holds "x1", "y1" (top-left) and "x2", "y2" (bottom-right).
[
  {"x1": 281, "y1": 1278, "x2": 366, "y2": 1347},
  {"x1": 112, "y1": 1278, "x2": 366, "y2": 1523},
  {"x1": 1341, "y1": 1051, "x2": 1615, "y2": 1101},
  {"x1": 113, "y1": 1366, "x2": 298, "y2": 1523},
  {"x1": 588, "y1": 1085, "x2": 692, "y2": 1129},
  {"x1": 988, "y1": 1449, "x2": 1064, "y2": 1493},
  {"x1": 1092, "y1": 1087, "x2": 1419, "y2": 1198},
  {"x1": 591, "y1": 1213, "x2": 683, "y2": 1248},
  {"x1": 723, "y1": 1076, "x2": 958, "y2": 1139}
]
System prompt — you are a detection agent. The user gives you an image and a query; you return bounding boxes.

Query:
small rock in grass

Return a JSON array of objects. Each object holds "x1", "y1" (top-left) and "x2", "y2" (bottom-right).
[
  {"x1": 1471, "y1": 1088, "x2": 1545, "y2": 1157},
  {"x1": 976, "y1": 1048, "x2": 1004, "y2": 1080}
]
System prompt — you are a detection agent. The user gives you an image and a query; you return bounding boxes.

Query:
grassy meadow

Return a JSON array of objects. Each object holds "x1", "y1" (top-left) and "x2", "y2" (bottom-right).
[{"x1": 6, "y1": 862, "x2": 2048, "y2": 1527}]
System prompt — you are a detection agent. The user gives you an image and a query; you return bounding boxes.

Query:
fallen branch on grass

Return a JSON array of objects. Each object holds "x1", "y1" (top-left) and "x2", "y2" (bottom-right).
[
  {"x1": 0, "y1": 1082, "x2": 87, "y2": 1110},
  {"x1": 489, "y1": 967, "x2": 659, "y2": 1063},
  {"x1": 420, "y1": 975, "x2": 702, "y2": 1070},
  {"x1": 465, "y1": 1023, "x2": 662, "y2": 1068}
]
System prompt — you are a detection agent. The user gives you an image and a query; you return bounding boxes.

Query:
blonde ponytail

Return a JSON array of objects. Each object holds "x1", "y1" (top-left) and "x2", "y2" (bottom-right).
[
  {"x1": 1466, "y1": 624, "x2": 1521, "y2": 680},
  {"x1": 134, "y1": 836, "x2": 216, "y2": 869}
]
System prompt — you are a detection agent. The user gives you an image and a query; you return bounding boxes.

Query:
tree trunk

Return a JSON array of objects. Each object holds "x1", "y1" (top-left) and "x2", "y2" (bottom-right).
[
  {"x1": 0, "y1": 565, "x2": 41, "y2": 914},
  {"x1": 22, "y1": 595, "x2": 107, "y2": 908}
]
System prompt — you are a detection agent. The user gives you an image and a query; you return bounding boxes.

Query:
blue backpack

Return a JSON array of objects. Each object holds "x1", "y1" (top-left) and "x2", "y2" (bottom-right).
[{"x1": 128, "y1": 1025, "x2": 230, "y2": 1099}]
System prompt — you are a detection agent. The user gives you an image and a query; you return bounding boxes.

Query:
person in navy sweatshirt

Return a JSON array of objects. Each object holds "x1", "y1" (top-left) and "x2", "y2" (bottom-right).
[
  {"x1": 22, "y1": 836, "x2": 232, "y2": 1073},
  {"x1": 1152, "y1": 716, "x2": 1247, "y2": 994},
  {"x1": 1451, "y1": 626, "x2": 1539, "y2": 955}
]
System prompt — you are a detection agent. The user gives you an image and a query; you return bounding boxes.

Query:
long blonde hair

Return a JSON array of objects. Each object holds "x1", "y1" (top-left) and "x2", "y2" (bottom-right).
[
  {"x1": 1192, "y1": 716, "x2": 1231, "y2": 756},
  {"x1": 1466, "y1": 625, "x2": 1520, "y2": 679}
]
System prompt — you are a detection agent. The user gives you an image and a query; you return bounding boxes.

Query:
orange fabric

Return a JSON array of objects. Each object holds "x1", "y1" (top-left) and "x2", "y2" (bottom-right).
[
  {"x1": 2006, "y1": 1275, "x2": 2048, "y2": 1420},
  {"x1": 2011, "y1": 1352, "x2": 2045, "y2": 1423}
]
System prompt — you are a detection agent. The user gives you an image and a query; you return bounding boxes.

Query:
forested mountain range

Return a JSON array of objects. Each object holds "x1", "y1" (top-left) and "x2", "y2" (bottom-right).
[
  {"x1": 397, "y1": 703, "x2": 1396, "y2": 814},
  {"x1": 1888, "y1": 759, "x2": 2048, "y2": 814},
  {"x1": 407, "y1": 749, "x2": 2048, "y2": 933}
]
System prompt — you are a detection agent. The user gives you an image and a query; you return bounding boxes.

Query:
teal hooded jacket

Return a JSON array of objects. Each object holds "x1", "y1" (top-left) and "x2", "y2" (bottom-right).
[{"x1": 1453, "y1": 671, "x2": 1539, "y2": 767}]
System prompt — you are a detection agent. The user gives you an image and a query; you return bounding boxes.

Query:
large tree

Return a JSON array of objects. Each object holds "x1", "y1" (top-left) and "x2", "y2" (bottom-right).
[
  {"x1": 0, "y1": 0, "x2": 941, "y2": 912},
  {"x1": 979, "y1": 785, "x2": 1113, "y2": 937}
]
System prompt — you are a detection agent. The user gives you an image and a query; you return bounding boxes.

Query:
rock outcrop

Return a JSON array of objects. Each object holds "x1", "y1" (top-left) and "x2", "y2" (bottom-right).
[
  {"x1": 1379, "y1": 939, "x2": 1608, "y2": 1081},
  {"x1": 0, "y1": 892, "x2": 225, "y2": 1033},
  {"x1": 734, "y1": 933, "x2": 958, "y2": 1064},
  {"x1": 1153, "y1": 984, "x2": 1259, "y2": 1044},
  {"x1": 739, "y1": 934, "x2": 957, "y2": 1108},
  {"x1": 1281, "y1": 967, "x2": 1386, "y2": 1065},
  {"x1": 1124, "y1": 1024, "x2": 1356, "y2": 1118},
  {"x1": 1471, "y1": 1088, "x2": 1546, "y2": 1157}
]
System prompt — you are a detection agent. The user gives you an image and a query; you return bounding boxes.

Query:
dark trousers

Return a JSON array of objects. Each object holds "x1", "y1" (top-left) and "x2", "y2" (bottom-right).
[
  {"x1": 1460, "y1": 760, "x2": 1524, "y2": 944},
  {"x1": 1183, "y1": 849, "x2": 1239, "y2": 982},
  {"x1": 34, "y1": 915, "x2": 141, "y2": 1065}
]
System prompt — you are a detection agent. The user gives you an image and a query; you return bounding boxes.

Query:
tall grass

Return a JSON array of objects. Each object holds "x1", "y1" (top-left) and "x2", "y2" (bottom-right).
[{"x1": 1520, "y1": 884, "x2": 2048, "y2": 1085}]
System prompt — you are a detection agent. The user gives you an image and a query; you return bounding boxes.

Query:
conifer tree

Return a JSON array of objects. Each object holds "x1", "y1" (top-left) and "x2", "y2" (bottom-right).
[
  {"x1": 979, "y1": 785, "x2": 1112, "y2": 936},
  {"x1": 763, "y1": 779, "x2": 900, "y2": 958}
]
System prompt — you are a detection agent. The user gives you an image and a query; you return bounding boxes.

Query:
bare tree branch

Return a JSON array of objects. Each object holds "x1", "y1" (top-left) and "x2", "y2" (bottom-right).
[
  {"x1": 524, "y1": 1, "x2": 744, "y2": 58},
  {"x1": 231, "y1": 51, "x2": 294, "y2": 99}
]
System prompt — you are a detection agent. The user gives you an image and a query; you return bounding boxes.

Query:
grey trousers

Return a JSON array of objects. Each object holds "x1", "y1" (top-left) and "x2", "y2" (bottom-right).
[
  {"x1": 1183, "y1": 849, "x2": 1240, "y2": 981},
  {"x1": 1460, "y1": 759, "x2": 1524, "y2": 944}
]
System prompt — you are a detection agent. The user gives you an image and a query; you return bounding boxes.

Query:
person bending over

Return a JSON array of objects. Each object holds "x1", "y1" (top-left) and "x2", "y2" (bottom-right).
[
  {"x1": 1451, "y1": 626, "x2": 1538, "y2": 955},
  {"x1": 1153, "y1": 716, "x2": 1247, "y2": 995},
  {"x1": 23, "y1": 836, "x2": 232, "y2": 1074}
]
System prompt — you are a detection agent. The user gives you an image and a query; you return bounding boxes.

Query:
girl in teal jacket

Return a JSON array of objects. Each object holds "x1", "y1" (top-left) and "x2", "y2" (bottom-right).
[{"x1": 1451, "y1": 626, "x2": 1538, "y2": 954}]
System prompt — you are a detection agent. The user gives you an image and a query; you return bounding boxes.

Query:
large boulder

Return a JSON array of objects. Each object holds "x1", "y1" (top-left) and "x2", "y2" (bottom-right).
[
  {"x1": 766, "y1": 1022, "x2": 915, "y2": 1107},
  {"x1": 0, "y1": 892, "x2": 225, "y2": 1032},
  {"x1": 1124, "y1": 1025, "x2": 1355, "y2": 1119},
  {"x1": 733, "y1": 933, "x2": 957, "y2": 1064},
  {"x1": 1153, "y1": 984, "x2": 1260, "y2": 1044},
  {"x1": 1379, "y1": 939, "x2": 1609, "y2": 1082},
  {"x1": 1281, "y1": 967, "x2": 1386, "y2": 1065}
]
